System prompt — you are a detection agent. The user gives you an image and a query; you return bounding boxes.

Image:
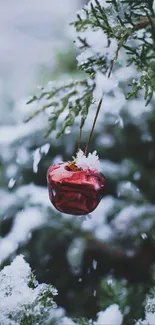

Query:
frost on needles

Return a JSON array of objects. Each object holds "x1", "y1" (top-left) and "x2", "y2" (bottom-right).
[
  {"x1": 0, "y1": 255, "x2": 59, "y2": 325},
  {"x1": 0, "y1": 255, "x2": 80, "y2": 325},
  {"x1": 25, "y1": 0, "x2": 155, "y2": 139}
]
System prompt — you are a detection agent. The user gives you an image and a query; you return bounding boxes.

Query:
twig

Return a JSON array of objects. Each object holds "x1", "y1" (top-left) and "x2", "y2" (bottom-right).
[{"x1": 84, "y1": 98, "x2": 103, "y2": 155}]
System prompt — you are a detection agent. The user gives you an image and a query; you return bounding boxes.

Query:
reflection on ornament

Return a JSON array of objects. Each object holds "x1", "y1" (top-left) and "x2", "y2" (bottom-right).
[
  {"x1": 47, "y1": 158, "x2": 105, "y2": 215},
  {"x1": 47, "y1": 99, "x2": 106, "y2": 215}
]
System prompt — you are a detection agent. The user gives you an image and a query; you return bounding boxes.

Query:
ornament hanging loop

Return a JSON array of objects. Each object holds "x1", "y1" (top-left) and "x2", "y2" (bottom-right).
[
  {"x1": 77, "y1": 60, "x2": 113, "y2": 155},
  {"x1": 77, "y1": 125, "x2": 83, "y2": 152},
  {"x1": 84, "y1": 98, "x2": 103, "y2": 156}
]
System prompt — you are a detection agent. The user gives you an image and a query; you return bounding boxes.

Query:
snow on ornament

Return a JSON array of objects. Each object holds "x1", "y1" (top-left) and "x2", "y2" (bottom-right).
[{"x1": 47, "y1": 150, "x2": 105, "y2": 215}]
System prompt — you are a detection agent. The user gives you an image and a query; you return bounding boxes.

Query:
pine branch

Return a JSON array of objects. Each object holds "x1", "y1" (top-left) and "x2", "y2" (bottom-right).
[
  {"x1": 25, "y1": 0, "x2": 155, "y2": 138},
  {"x1": 84, "y1": 237, "x2": 155, "y2": 283}
]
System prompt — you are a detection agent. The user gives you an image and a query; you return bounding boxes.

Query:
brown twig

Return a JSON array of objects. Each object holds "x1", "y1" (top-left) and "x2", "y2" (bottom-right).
[
  {"x1": 133, "y1": 16, "x2": 150, "y2": 31},
  {"x1": 84, "y1": 237, "x2": 155, "y2": 283}
]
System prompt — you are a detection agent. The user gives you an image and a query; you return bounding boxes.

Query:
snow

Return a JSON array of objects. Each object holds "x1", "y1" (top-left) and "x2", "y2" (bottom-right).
[
  {"x1": 74, "y1": 149, "x2": 101, "y2": 171},
  {"x1": 114, "y1": 115, "x2": 124, "y2": 128},
  {"x1": 41, "y1": 143, "x2": 50, "y2": 154},
  {"x1": 115, "y1": 65, "x2": 136, "y2": 82},
  {"x1": 0, "y1": 255, "x2": 49, "y2": 325},
  {"x1": 116, "y1": 181, "x2": 142, "y2": 200},
  {"x1": 127, "y1": 99, "x2": 152, "y2": 117},
  {"x1": 67, "y1": 238, "x2": 86, "y2": 274},
  {"x1": 97, "y1": 134, "x2": 115, "y2": 148},
  {"x1": 16, "y1": 146, "x2": 29, "y2": 165},
  {"x1": 100, "y1": 160, "x2": 129, "y2": 180},
  {"x1": 88, "y1": 0, "x2": 110, "y2": 9},
  {"x1": 0, "y1": 120, "x2": 46, "y2": 145},
  {"x1": 76, "y1": 0, "x2": 151, "y2": 118},
  {"x1": 92, "y1": 259, "x2": 97, "y2": 270},
  {"x1": 113, "y1": 205, "x2": 155, "y2": 233},
  {"x1": 33, "y1": 143, "x2": 50, "y2": 173},
  {"x1": 81, "y1": 196, "x2": 116, "y2": 242},
  {"x1": 59, "y1": 317, "x2": 77, "y2": 325},
  {"x1": 77, "y1": 27, "x2": 117, "y2": 65},
  {"x1": 8, "y1": 177, "x2": 16, "y2": 189},
  {"x1": 33, "y1": 148, "x2": 42, "y2": 173},
  {"x1": 0, "y1": 207, "x2": 46, "y2": 263},
  {"x1": 77, "y1": 0, "x2": 111, "y2": 17},
  {"x1": 136, "y1": 297, "x2": 155, "y2": 325},
  {"x1": 95, "y1": 224, "x2": 113, "y2": 242},
  {"x1": 93, "y1": 72, "x2": 118, "y2": 100},
  {"x1": 146, "y1": 313, "x2": 155, "y2": 325},
  {"x1": 101, "y1": 88, "x2": 126, "y2": 114},
  {"x1": 96, "y1": 304, "x2": 123, "y2": 325},
  {"x1": 16, "y1": 183, "x2": 51, "y2": 207},
  {"x1": 0, "y1": 183, "x2": 57, "y2": 265}
]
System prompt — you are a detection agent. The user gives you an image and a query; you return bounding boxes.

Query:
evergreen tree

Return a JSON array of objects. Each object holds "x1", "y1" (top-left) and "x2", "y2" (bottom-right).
[{"x1": 1, "y1": 1, "x2": 155, "y2": 324}]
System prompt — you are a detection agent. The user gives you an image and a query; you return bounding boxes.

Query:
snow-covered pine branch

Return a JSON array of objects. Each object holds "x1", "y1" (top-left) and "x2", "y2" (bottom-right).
[
  {"x1": 25, "y1": 0, "x2": 155, "y2": 139},
  {"x1": 0, "y1": 255, "x2": 58, "y2": 325}
]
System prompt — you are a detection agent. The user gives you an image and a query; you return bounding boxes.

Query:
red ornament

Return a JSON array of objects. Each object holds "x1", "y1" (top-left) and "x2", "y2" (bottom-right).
[{"x1": 47, "y1": 162, "x2": 105, "y2": 215}]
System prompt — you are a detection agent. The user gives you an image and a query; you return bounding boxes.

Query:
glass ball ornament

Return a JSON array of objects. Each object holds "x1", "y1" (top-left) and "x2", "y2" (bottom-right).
[{"x1": 47, "y1": 152, "x2": 105, "y2": 215}]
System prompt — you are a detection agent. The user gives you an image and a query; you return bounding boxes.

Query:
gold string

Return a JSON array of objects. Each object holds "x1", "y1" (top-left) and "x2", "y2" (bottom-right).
[{"x1": 84, "y1": 98, "x2": 103, "y2": 156}]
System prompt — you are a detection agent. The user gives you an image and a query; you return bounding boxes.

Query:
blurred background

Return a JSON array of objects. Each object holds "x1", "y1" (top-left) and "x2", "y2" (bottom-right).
[{"x1": 0, "y1": 0, "x2": 87, "y2": 122}]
